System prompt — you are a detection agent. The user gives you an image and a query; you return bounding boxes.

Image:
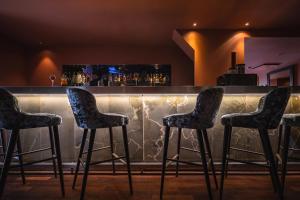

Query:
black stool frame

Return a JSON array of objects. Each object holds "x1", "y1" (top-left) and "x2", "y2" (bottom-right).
[
  {"x1": 277, "y1": 123, "x2": 300, "y2": 192},
  {"x1": 0, "y1": 125, "x2": 65, "y2": 197},
  {"x1": 160, "y1": 127, "x2": 216, "y2": 200},
  {"x1": 72, "y1": 126, "x2": 133, "y2": 200},
  {"x1": 160, "y1": 87, "x2": 224, "y2": 200},
  {"x1": 67, "y1": 87, "x2": 133, "y2": 200},
  {"x1": 220, "y1": 88, "x2": 291, "y2": 200}
]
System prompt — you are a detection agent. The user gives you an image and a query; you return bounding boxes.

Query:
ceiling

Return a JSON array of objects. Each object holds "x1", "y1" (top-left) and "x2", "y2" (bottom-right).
[{"x1": 1, "y1": 0, "x2": 300, "y2": 46}]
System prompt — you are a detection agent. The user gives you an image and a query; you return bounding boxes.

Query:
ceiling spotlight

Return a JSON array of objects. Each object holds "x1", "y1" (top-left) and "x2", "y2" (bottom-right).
[
  {"x1": 193, "y1": 22, "x2": 197, "y2": 27},
  {"x1": 245, "y1": 22, "x2": 250, "y2": 27}
]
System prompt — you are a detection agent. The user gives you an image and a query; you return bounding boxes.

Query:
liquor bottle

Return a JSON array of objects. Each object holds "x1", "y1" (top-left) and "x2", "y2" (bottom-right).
[
  {"x1": 71, "y1": 72, "x2": 77, "y2": 86},
  {"x1": 75, "y1": 72, "x2": 83, "y2": 86},
  {"x1": 60, "y1": 73, "x2": 68, "y2": 86}
]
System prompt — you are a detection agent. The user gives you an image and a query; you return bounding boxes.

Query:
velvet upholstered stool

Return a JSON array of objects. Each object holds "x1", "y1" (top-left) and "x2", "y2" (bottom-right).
[
  {"x1": 277, "y1": 113, "x2": 300, "y2": 193},
  {"x1": 67, "y1": 88, "x2": 133, "y2": 200},
  {"x1": 220, "y1": 87, "x2": 290, "y2": 200},
  {"x1": 160, "y1": 87, "x2": 224, "y2": 200},
  {"x1": 0, "y1": 88, "x2": 65, "y2": 198}
]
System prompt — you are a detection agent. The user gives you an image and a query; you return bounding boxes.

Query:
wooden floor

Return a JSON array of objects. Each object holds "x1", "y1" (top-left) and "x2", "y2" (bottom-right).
[{"x1": 2, "y1": 174, "x2": 300, "y2": 200}]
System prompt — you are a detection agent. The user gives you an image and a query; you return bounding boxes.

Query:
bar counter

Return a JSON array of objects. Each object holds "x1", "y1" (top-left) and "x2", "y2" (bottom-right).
[{"x1": 3, "y1": 86, "x2": 300, "y2": 165}]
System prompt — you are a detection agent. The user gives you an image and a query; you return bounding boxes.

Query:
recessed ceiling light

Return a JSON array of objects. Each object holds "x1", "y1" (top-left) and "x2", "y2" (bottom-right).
[
  {"x1": 193, "y1": 22, "x2": 197, "y2": 27},
  {"x1": 245, "y1": 22, "x2": 250, "y2": 27}
]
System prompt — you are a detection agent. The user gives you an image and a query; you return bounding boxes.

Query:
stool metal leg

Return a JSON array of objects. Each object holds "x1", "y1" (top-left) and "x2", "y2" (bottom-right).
[
  {"x1": 276, "y1": 125, "x2": 283, "y2": 167},
  {"x1": 109, "y1": 127, "x2": 116, "y2": 175},
  {"x1": 220, "y1": 125, "x2": 232, "y2": 200},
  {"x1": 122, "y1": 125, "x2": 133, "y2": 195},
  {"x1": 80, "y1": 129, "x2": 96, "y2": 200},
  {"x1": 281, "y1": 125, "x2": 291, "y2": 192},
  {"x1": 224, "y1": 129, "x2": 232, "y2": 177},
  {"x1": 202, "y1": 129, "x2": 218, "y2": 189},
  {"x1": 72, "y1": 129, "x2": 88, "y2": 189},
  {"x1": 160, "y1": 126, "x2": 170, "y2": 200},
  {"x1": 259, "y1": 128, "x2": 277, "y2": 193},
  {"x1": 0, "y1": 129, "x2": 6, "y2": 155},
  {"x1": 176, "y1": 128, "x2": 182, "y2": 177},
  {"x1": 53, "y1": 125, "x2": 65, "y2": 197},
  {"x1": 259, "y1": 128, "x2": 283, "y2": 200},
  {"x1": 48, "y1": 126, "x2": 57, "y2": 178},
  {"x1": 0, "y1": 129, "x2": 19, "y2": 197},
  {"x1": 16, "y1": 135, "x2": 26, "y2": 184},
  {"x1": 197, "y1": 129, "x2": 213, "y2": 200}
]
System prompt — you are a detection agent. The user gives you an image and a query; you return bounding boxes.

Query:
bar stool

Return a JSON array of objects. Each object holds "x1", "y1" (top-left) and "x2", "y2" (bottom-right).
[
  {"x1": 277, "y1": 113, "x2": 300, "y2": 192},
  {"x1": 220, "y1": 87, "x2": 290, "y2": 200},
  {"x1": 160, "y1": 87, "x2": 224, "y2": 200},
  {"x1": 0, "y1": 88, "x2": 65, "y2": 198},
  {"x1": 67, "y1": 88, "x2": 133, "y2": 200}
]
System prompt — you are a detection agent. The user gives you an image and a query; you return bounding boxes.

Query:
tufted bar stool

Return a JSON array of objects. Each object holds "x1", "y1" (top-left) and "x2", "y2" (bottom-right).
[
  {"x1": 0, "y1": 88, "x2": 65, "y2": 198},
  {"x1": 160, "y1": 87, "x2": 224, "y2": 200},
  {"x1": 67, "y1": 88, "x2": 133, "y2": 200},
  {"x1": 277, "y1": 113, "x2": 300, "y2": 192},
  {"x1": 220, "y1": 87, "x2": 290, "y2": 200}
]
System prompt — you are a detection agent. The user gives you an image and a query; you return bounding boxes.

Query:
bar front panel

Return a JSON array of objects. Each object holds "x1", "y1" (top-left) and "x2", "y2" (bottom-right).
[{"x1": 9, "y1": 88, "x2": 300, "y2": 164}]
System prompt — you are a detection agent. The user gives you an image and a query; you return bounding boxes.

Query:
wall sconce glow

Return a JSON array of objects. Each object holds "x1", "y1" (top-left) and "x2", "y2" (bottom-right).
[
  {"x1": 245, "y1": 22, "x2": 250, "y2": 27},
  {"x1": 193, "y1": 22, "x2": 197, "y2": 27}
]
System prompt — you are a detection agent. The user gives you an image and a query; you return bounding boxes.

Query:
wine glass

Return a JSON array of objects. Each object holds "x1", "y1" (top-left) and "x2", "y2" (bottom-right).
[{"x1": 49, "y1": 74, "x2": 56, "y2": 87}]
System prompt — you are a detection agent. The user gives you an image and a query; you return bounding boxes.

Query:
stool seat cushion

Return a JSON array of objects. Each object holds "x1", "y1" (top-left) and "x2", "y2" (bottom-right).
[
  {"x1": 163, "y1": 113, "x2": 214, "y2": 129},
  {"x1": 281, "y1": 114, "x2": 300, "y2": 127},
  {"x1": 0, "y1": 112, "x2": 62, "y2": 130},
  {"x1": 84, "y1": 112, "x2": 129, "y2": 129},
  {"x1": 221, "y1": 112, "x2": 262, "y2": 128},
  {"x1": 221, "y1": 87, "x2": 290, "y2": 129}
]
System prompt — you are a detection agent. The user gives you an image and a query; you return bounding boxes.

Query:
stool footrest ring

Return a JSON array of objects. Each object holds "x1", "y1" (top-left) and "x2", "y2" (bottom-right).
[
  {"x1": 227, "y1": 158, "x2": 269, "y2": 168},
  {"x1": 9, "y1": 157, "x2": 57, "y2": 168},
  {"x1": 82, "y1": 146, "x2": 111, "y2": 154},
  {"x1": 167, "y1": 158, "x2": 202, "y2": 166}
]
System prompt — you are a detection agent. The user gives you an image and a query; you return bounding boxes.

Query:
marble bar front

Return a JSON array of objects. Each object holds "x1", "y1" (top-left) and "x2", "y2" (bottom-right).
[{"x1": 4, "y1": 86, "x2": 300, "y2": 165}]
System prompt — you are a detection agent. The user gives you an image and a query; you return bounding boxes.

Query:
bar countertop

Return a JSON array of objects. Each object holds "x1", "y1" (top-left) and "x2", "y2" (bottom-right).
[{"x1": 3, "y1": 86, "x2": 300, "y2": 94}]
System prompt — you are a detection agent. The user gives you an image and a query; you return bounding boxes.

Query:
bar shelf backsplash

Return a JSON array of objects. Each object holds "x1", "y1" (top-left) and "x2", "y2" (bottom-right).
[{"x1": 61, "y1": 64, "x2": 171, "y2": 86}]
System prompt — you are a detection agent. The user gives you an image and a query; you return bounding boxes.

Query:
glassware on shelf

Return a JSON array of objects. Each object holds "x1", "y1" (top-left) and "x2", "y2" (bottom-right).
[{"x1": 49, "y1": 74, "x2": 56, "y2": 87}]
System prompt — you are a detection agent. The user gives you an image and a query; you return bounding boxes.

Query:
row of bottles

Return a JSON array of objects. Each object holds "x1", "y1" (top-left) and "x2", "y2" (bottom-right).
[
  {"x1": 61, "y1": 71, "x2": 170, "y2": 86},
  {"x1": 107, "y1": 73, "x2": 169, "y2": 86},
  {"x1": 61, "y1": 71, "x2": 90, "y2": 86},
  {"x1": 61, "y1": 64, "x2": 171, "y2": 86}
]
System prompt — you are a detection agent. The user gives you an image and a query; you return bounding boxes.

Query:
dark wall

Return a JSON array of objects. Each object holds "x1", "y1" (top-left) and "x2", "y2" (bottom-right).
[{"x1": 0, "y1": 35, "x2": 28, "y2": 85}]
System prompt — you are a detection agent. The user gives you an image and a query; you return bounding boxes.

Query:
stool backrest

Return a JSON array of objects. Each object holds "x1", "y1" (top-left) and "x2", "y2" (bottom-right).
[
  {"x1": 66, "y1": 88, "x2": 99, "y2": 128},
  {"x1": 257, "y1": 87, "x2": 290, "y2": 129},
  {"x1": 0, "y1": 88, "x2": 21, "y2": 128},
  {"x1": 192, "y1": 87, "x2": 224, "y2": 126}
]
